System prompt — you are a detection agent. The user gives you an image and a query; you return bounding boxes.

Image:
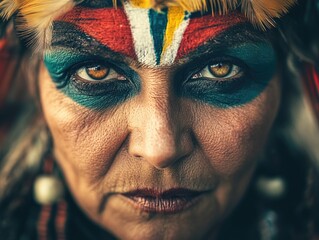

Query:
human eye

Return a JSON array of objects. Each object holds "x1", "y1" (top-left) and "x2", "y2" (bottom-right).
[
  {"x1": 66, "y1": 61, "x2": 135, "y2": 97},
  {"x1": 43, "y1": 50, "x2": 134, "y2": 91},
  {"x1": 185, "y1": 59, "x2": 247, "y2": 95},
  {"x1": 181, "y1": 57, "x2": 273, "y2": 108},
  {"x1": 190, "y1": 62, "x2": 243, "y2": 81},
  {"x1": 74, "y1": 63, "x2": 127, "y2": 83},
  {"x1": 44, "y1": 53, "x2": 138, "y2": 109}
]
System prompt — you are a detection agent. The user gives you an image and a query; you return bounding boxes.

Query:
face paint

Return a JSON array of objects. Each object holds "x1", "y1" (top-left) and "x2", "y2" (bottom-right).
[
  {"x1": 40, "y1": 5, "x2": 281, "y2": 235},
  {"x1": 181, "y1": 43, "x2": 277, "y2": 108},
  {"x1": 44, "y1": 48, "x2": 140, "y2": 110},
  {"x1": 148, "y1": 9, "x2": 168, "y2": 64},
  {"x1": 44, "y1": 15, "x2": 141, "y2": 110},
  {"x1": 44, "y1": 2, "x2": 272, "y2": 110},
  {"x1": 53, "y1": 3, "x2": 246, "y2": 66},
  {"x1": 57, "y1": 5, "x2": 136, "y2": 59}
]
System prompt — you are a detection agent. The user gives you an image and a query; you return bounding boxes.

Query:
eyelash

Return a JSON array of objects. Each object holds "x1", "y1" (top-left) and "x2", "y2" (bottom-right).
[
  {"x1": 191, "y1": 63, "x2": 244, "y2": 80},
  {"x1": 67, "y1": 61, "x2": 132, "y2": 95},
  {"x1": 183, "y1": 57, "x2": 249, "y2": 90},
  {"x1": 63, "y1": 57, "x2": 249, "y2": 96}
]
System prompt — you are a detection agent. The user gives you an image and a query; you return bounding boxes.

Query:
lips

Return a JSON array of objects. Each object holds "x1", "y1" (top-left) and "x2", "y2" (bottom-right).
[{"x1": 122, "y1": 188, "x2": 208, "y2": 214}]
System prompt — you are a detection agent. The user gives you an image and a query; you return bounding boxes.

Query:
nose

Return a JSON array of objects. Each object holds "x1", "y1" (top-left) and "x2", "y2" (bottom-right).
[{"x1": 128, "y1": 75, "x2": 194, "y2": 169}]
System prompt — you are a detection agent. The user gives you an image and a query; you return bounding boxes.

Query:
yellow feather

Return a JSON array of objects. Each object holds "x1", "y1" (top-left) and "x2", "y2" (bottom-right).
[
  {"x1": 0, "y1": 0, "x2": 19, "y2": 19},
  {"x1": 18, "y1": 0, "x2": 77, "y2": 51},
  {"x1": 0, "y1": 0, "x2": 298, "y2": 31},
  {"x1": 177, "y1": 0, "x2": 208, "y2": 12},
  {"x1": 130, "y1": 0, "x2": 153, "y2": 8},
  {"x1": 19, "y1": 0, "x2": 74, "y2": 29},
  {"x1": 0, "y1": 0, "x2": 298, "y2": 52},
  {"x1": 129, "y1": 0, "x2": 296, "y2": 29},
  {"x1": 241, "y1": 0, "x2": 296, "y2": 30},
  {"x1": 208, "y1": 0, "x2": 238, "y2": 15},
  {"x1": 138, "y1": 0, "x2": 296, "y2": 30}
]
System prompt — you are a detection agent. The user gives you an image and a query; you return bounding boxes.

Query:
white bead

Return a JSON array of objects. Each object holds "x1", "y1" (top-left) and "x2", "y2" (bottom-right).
[
  {"x1": 256, "y1": 176, "x2": 286, "y2": 199},
  {"x1": 34, "y1": 175, "x2": 64, "y2": 204}
]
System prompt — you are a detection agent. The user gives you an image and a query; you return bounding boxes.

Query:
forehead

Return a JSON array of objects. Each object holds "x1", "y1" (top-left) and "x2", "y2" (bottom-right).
[{"x1": 53, "y1": 2, "x2": 251, "y2": 66}]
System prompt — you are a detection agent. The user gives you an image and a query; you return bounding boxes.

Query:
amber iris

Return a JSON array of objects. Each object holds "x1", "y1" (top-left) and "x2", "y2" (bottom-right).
[
  {"x1": 209, "y1": 63, "x2": 232, "y2": 78},
  {"x1": 85, "y1": 65, "x2": 110, "y2": 80}
]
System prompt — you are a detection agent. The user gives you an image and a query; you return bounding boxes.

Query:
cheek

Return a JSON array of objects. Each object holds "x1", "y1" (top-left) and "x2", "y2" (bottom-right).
[
  {"x1": 39, "y1": 66, "x2": 128, "y2": 182},
  {"x1": 194, "y1": 77, "x2": 281, "y2": 177}
]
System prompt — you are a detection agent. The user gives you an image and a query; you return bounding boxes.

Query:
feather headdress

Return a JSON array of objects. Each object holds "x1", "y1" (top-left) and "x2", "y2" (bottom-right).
[
  {"x1": 0, "y1": 0, "x2": 77, "y2": 50},
  {"x1": 130, "y1": 0, "x2": 296, "y2": 29},
  {"x1": 0, "y1": 0, "x2": 297, "y2": 50}
]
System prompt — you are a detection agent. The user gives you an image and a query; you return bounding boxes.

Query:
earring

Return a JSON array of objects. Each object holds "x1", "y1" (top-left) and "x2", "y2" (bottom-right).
[
  {"x1": 34, "y1": 155, "x2": 64, "y2": 205},
  {"x1": 255, "y1": 138, "x2": 287, "y2": 201},
  {"x1": 34, "y1": 154, "x2": 67, "y2": 240},
  {"x1": 256, "y1": 176, "x2": 286, "y2": 200}
]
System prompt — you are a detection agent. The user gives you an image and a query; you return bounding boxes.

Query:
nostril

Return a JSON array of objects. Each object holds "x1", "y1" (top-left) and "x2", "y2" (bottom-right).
[
  {"x1": 128, "y1": 129, "x2": 195, "y2": 169},
  {"x1": 127, "y1": 98, "x2": 195, "y2": 169},
  {"x1": 144, "y1": 145, "x2": 180, "y2": 168},
  {"x1": 129, "y1": 139, "x2": 176, "y2": 167}
]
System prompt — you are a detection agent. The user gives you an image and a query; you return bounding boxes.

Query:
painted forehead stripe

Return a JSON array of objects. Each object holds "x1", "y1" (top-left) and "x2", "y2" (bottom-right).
[
  {"x1": 148, "y1": 9, "x2": 168, "y2": 64},
  {"x1": 59, "y1": 6, "x2": 137, "y2": 59},
  {"x1": 176, "y1": 13, "x2": 246, "y2": 59},
  {"x1": 58, "y1": 4, "x2": 246, "y2": 66},
  {"x1": 124, "y1": 2, "x2": 190, "y2": 66}
]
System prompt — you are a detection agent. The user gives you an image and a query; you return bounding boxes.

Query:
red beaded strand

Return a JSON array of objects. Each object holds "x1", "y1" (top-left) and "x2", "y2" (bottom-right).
[
  {"x1": 55, "y1": 200, "x2": 67, "y2": 240},
  {"x1": 36, "y1": 156, "x2": 67, "y2": 240}
]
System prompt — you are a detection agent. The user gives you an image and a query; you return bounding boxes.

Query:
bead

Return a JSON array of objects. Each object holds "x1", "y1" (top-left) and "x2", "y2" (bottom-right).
[
  {"x1": 256, "y1": 176, "x2": 286, "y2": 200},
  {"x1": 34, "y1": 175, "x2": 64, "y2": 204}
]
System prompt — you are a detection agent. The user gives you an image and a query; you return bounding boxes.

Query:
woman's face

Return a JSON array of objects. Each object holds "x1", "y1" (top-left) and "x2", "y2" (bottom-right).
[{"x1": 39, "y1": 2, "x2": 281, "y2": 239}]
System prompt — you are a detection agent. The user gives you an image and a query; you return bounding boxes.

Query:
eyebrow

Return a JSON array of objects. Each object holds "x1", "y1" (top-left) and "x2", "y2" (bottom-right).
[
  {"x1": 50, "y1": 21, "x2": 128, "y2": 64},
  {"x1": 49, "y1": 21, "x2": 270, "y2": 67},
  {"x1": 177, "y1": 22, "x2": 270, "y2": 64}
]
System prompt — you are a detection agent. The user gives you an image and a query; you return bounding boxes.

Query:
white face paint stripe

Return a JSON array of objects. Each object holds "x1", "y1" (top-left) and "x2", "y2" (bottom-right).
[
  {"x1": 124, "y1": 2, "x2": 157, "y2": 66},
  {"x1": 160, "y1": 18, "x2": 190, "y2": 65}
]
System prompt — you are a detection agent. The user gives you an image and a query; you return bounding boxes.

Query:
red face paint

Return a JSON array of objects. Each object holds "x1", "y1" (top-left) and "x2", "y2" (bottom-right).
[
  {"x1": 57, "y1": 5, "x2": 246, "y2": 64},
  {"x1": 59, "y1": 6, "x2": 137, "y2": 59},
  {"x1": 176, "y1": 13, "x2": 246, "y2": 59}
]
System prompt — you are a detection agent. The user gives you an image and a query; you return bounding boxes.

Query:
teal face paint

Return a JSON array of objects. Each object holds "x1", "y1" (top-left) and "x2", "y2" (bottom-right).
[
  {"x1": 44, "y1": 49, "x2": 140, "y2": 110},
  {"x1": 46, "y1": 18, "x2": 274, "y2": 110},
  {"x1": 181, "y1": 42, "x2": 277, "y2": 108},
  {"x1": 149, "y1": 9, "x2": 168, "y2": 65}
]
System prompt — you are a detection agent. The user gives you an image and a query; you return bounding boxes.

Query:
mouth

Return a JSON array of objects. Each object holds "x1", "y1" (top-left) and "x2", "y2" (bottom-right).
[{"x1": 122, "y1": 188, "x2": 209, "y2": 214}]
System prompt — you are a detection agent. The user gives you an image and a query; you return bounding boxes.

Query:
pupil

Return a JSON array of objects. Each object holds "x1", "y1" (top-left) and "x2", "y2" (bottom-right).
[
  {"x1": 86, "y1": 65, "x2": 109, "y2": 80},
  {"x1": 210, "y1": 63, "x2": 231, "y2": 77}
]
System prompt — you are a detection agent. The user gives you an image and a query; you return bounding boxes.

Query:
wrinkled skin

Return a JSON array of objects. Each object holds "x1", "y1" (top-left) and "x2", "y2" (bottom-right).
[{"x1": 39, "y1": 5, "x2": 281, "y2": 239}]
